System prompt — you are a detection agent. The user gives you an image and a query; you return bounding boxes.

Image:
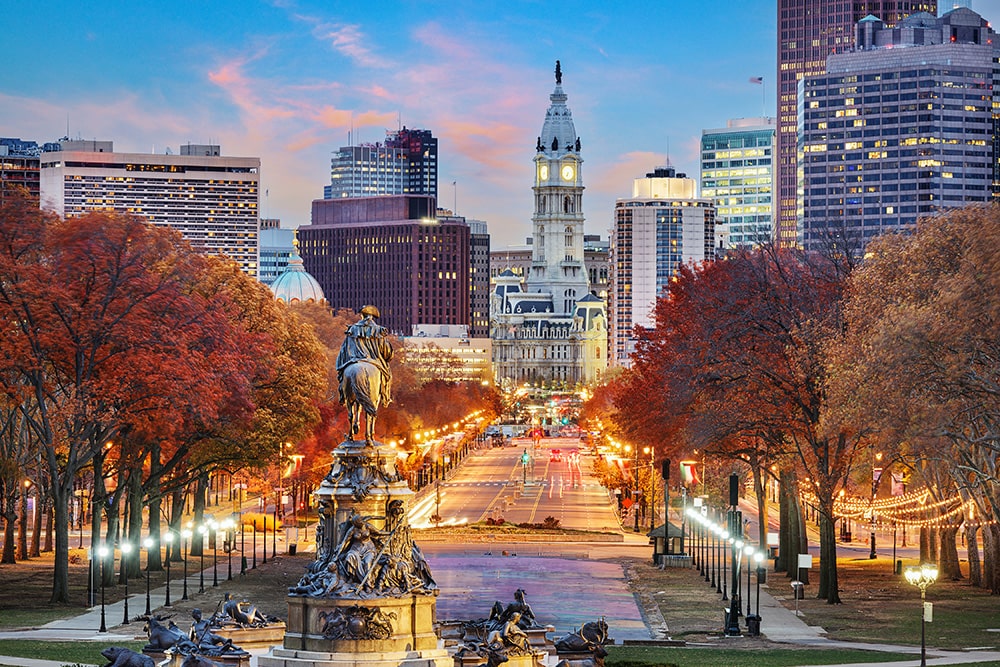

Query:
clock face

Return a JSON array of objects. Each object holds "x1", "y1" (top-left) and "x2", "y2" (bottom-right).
[
  {"x1": 539, "y1": 164, "x2": 548, "y2": 181},
  {"x1": 561, "y1": 164, "x2": 575, "y2": 181}
]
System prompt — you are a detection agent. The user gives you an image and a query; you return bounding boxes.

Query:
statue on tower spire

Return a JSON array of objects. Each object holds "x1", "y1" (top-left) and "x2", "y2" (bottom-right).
[{"x1": 555, "y1": 60, "x2": 562, "y2": 85}]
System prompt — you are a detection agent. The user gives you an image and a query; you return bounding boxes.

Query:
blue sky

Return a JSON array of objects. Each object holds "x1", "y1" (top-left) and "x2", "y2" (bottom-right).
[{"x1": 4, "y1": 1, "x2": 998, "y2": 248}]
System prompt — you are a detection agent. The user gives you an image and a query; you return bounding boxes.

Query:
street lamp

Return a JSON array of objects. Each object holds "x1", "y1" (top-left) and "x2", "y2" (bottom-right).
[
  {"x1": 197, "y1": 524, "x2": 207, "y2": 593},
  {"x1": 143, "y1": 537, "x2": 154, "y2": 616},
  {"x1": 905, "y1": 564, "x2": 939, "y2": 667},
  {"x1": 870, "y1": 451, "x2": 883, "y2": 559},
  {"x1": 120, "y1": 542, "x2": 132, "y2": 625},
  {"x1": 98, "y1": 545, "x2": 109, "y2": 633},
  {"x1": 744, "y1": 544, "x2": 754, "y2": 616},
  {"x1": 209, "y1": 519, "x2": 219, "y2": 587},
  {"x1": 222, "y1": 518, "x2": 234, "y2": 580},
  {"x1": 163, "y1": 532, "x2": 173, "y2": 607},
  {"x1": 181, "y1": 527, "x2": 192, "y2": 600}
]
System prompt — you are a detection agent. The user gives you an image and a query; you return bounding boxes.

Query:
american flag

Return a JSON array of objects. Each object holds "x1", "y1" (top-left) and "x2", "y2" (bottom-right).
[{"x1": 749, "y1": 76, "x2": 764, "y2": 84}]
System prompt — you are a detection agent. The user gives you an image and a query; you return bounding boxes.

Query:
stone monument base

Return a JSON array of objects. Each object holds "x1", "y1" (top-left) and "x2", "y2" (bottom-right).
[
  {"x1": 156, "y1": 651, "x2": 251, "y2": 667},
  {"x1": 213, "y1": 622, "x2": 287, "y2": 647},
  {"x1": 257, "y1": 646, "x2": 451, "y2": 667}
]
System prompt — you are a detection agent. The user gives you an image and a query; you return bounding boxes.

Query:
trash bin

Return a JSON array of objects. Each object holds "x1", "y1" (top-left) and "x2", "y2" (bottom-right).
[
  {"x1": 288, "y1": 543, "x2": 297, "y2": 555},
  {"x1": 895, "y1": 559, "x2": 902, "y2": 575},
  {"x1": 746, "y1": 614, "x2": 761, "y2": 637}
]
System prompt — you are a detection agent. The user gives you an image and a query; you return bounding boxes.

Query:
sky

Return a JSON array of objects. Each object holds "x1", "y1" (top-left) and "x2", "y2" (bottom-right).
[{"x1": 4, "y1": 0, "x2": 999, "y2": 249}]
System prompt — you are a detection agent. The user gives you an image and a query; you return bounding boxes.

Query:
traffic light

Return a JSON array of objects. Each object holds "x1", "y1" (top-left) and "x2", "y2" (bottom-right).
[{"x1": 661, "y1": 458, "x2": 671, "y2": 481}]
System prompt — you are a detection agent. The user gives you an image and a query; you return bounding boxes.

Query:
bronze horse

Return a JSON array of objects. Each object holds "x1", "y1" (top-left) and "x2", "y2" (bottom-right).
[{"x1": 341, "y1": 359, "x2": 383, "y2": 445}]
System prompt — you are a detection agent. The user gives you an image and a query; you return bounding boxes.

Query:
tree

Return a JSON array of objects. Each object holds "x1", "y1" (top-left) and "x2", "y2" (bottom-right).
[
  {"x1": 622, "y1": 246, "x2": 855, "y2": 602},
  {"x1": 830, "y1": 205, "x2": 1000, "y2": 592},
  {"x1": 0, "y1": 197, "x2": 255, "y2": 601}
]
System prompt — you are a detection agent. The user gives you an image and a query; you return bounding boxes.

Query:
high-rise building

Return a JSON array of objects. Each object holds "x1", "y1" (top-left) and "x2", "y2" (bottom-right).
[
  {"x1": 610, "y1": 167, "x2": 716, "y2": 366},
  {"x1": 776, "y1": 0, "x2": 936, "y2": 246},
  {"x1": 466, "y1": 217, "x2": 491, "y2": 339},
  {"x1": 798, "y1": 8, "x2": 998, "y2": 253},
  {"x1": 324, "y1": 127, "x2": 438, "y2": 200},
  {"x1": 258, "y1": 227, "x2": 296, "y2": 285},
  {"x1": 298, "y1": 195, "x2": 470, "y2": 335},
  {"x1": 490, "y1": 62, "x2": 607, "y2": 388},
  {"x1": 0, "y1": 138, "x2": 49, "y2": 202},
  {"x1": 700, "y1": 117, "x2": 775, "y2": 248},
  {"x1": 39, "y1": 141, "x2": 260, "y2": 276}
]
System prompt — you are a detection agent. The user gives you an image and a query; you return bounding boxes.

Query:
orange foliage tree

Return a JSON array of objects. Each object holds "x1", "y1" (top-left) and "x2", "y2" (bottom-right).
[
  {"x1": 620, "y1": 246, "x2": 856, "y2": 602},
  {"x1": 0, "y1": 196, "x2": 257, "y2": 601}
]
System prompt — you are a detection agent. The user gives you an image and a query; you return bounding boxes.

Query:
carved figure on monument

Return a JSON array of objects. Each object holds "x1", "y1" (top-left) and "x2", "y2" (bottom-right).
[
  {"x1": 336, "y1": 305, "x2": 392, "y2": 445},
  {"x1": 491, "y1": 588, "x2": 537, "y2": 629},
  {"x1": 374, "y1": 499, "x2": 437, "y2": 594},
  {"x1": 143, "y1": 615, "x2": 197, "y2": 653},
  {"x1": 190, "y1": 608, "x2": 245, "y2": 656},
  {"x1": 217, "y1": 592, "x2": 275, "y2": 628},
  {"x1": 554, "y1": 618, "x2": 609, "y2": 654},
  {"x1": 318, "y1": 605, "x2": 397, "y2": 640},
  {"x1": 101, "y1": 646, "x2": 156, "y2": 667},
  {"x1": 335, "y1": 511, "x2": 384, "y2": 593},
  {"x1": 487, "y1": 612, "x2": 532, "y2": 656}
]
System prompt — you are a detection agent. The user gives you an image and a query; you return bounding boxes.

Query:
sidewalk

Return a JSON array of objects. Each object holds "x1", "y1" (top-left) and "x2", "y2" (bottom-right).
[{"x1": 4, "y1": 547, "x2": 1000, "y2": 667}]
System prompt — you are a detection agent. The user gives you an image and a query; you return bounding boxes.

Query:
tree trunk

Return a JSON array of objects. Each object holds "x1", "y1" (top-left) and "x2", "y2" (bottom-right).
[
  {"x1": 938, "y1": 526, "x2": 962, "y2": 580},
  {"x1": 43, "y1": 498, "x2": 53, "y2": 552},
  {"x1": 966, "y1": 524, "x2": 982, "y2": 588},
  {"x1": 168, "y1": 488, "x2": 185, "y2": 563},
  {"x1": 16, "y1": 483, "x2": 27, "y2": 560},
  {"x1": 1, "y1": 507, "x2": 15, "y2": 564},
  {"x1": 919, "y1": 526, "x2": 930, "y2": 562},
  {"x1": 777, "y1": 470, "x2": 796, "y2": 575},
  {"x1": 28, "y1": 489, "x2": 41, "y2": 557},
  {"x1": 122, "y1": 469, "x2": 143, "y2": 581},
  {"x1": 983, "y1": 523, "x2": 1000, "y2": 595},
  {"x1": 928, "y1": 526, "x2": 939, "y2": 564},
  {"x1": 190, "y1": 475, "x2": 208, "y2": 557},
  {"x1": 146, "y1": 441, "x2": 163, "y2": 571},
  {"x1": 49, "y1": 483, "x2": 72, "y2": 603},
  {"x1": 752, "y1": 460, "x2": 768, "y2": 547},
  {"x1": 817, "y1": 500, "x2": 841, "y2": 603}
]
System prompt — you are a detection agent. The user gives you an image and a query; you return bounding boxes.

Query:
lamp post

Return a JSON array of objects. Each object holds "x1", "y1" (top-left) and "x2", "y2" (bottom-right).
[
  {"x1": 754, "y1": 552, "x2": 764, "y2": 616},
  {"x1": 223, "y1": 518, "x2": 234, "y2": 580},
  {"x1": 905, "y1": 564, "x2": 939, "y2": 667},
  {"x1": 240, "y1": 513, "x2": 247, "y2": 575},
  {"x1": 197, "y1": 524, "x2": 207, "y2": 593},
  {"x1": 210, "y1": 519, "x2": 219, "y2": 587},
  {"x1": 143, "y1": 537, "x2": 154, "y2": 616},
  {"x1": 870, "y1": 451, "x2": 883, "y2": 559},
  {"x1": 181, "y1": 528, "x2": 191, "y2": 601},
  {"x1": 745, "y1": 545, "x2": 754, "y2": 616},
  {"x1": 721, "y1": 532, "x2": 730, "y2": 601},
  {"x1": 163, "y1": 532, "x2": 173, "y2": 607},
  {"x1": 120, "y1": 541, "x2": 132, "y2": 625},
  {"x1": 98, "y1": 545, "x2": 109, "y2": 633}
]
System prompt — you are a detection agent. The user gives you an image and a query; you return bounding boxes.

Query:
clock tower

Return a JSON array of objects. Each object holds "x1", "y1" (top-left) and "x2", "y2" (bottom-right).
[{"x1": 530, "y1": 60, "x2": 588, "y2": 315}]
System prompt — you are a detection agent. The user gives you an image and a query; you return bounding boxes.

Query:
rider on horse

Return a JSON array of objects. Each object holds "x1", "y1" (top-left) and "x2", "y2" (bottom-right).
[{"x1": 336, "y1": 305, "x2": 393, "y2": 442}]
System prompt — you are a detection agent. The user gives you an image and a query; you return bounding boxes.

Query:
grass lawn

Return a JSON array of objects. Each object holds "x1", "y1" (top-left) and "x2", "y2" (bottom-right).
[
  {"x1": 627, "y1": 553, "x2": 1000, "y2": 653},
  {"x1": 606, "y1": 645, "x2": 915, "y2": 667},
  {"x1": 0, "y1": 639, "x2": 145, "y2": 665}
]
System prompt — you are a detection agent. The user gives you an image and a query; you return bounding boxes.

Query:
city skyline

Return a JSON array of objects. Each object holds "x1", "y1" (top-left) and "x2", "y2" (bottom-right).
[{"x1": 4, "y1": 1, "x2": 997, "y2": 248}]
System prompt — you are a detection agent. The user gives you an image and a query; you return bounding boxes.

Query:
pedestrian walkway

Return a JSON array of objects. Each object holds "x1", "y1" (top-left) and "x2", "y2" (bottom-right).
[{"x1": 3, "y1": 536, "x2": 1000, "y2": 666}]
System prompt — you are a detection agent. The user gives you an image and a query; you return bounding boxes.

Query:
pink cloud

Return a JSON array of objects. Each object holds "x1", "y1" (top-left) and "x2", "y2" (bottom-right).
[{"x1": 313, "y1": 22, "x2": 389, "y2": 68}]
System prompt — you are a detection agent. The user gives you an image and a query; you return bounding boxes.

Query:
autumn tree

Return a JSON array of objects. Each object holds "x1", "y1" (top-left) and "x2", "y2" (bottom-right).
[
  {"x1": 0, "y1": 196, "x2": 259, "y2": 601},
  {"x1": 622, "y1": 246, "x2": 856, "y2": 602},
  {"x1": 830, "y1": 204, "x2": 1000, "y2": 592}
]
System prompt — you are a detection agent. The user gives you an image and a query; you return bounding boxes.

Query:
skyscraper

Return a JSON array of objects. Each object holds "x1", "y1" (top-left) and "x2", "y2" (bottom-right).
[
  {"x1": 700, "y1": 117, "x2": 775, "y2": 248},
  {"x1": 776, "y1": 0, "x2": 936, "y2": 246},
  {"x1": 39, "y1": 141, "x2": 260, "y2": 276},
  {"x1": 298, "y1": 195, "x2": 470, "y2": 335},
  {"x1": 610, "y1": 167, "x2": 716, "y2": 367},
  {"x1": 798, "y1": 8, "x2": 999, "y2": 253},
  {"x1": 490, "y1": 62, "x2": 607, "y2": 387},
  {"x1": 324, "y1": 127, "x2": 438, "y2": 200}
]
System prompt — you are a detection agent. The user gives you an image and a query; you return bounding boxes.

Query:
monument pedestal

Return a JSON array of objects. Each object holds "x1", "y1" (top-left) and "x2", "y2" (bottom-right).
[
  {"x1": 213, "y1": 622, "x2": 287, "y2": 648},
  {"x1": 258, "y1": 646, "x2": 451, "y2": 667}
]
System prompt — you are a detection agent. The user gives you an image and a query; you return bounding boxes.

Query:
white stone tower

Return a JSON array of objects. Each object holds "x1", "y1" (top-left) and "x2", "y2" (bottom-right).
[{"x1": 529, "y1": 60, "x2": 589, "y2": 315}]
